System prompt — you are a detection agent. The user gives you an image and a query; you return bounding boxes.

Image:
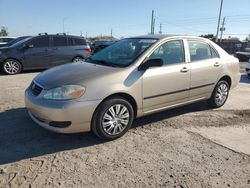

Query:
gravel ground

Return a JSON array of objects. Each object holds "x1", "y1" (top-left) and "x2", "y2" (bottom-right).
[{"x1": 0, "y1": 68, "x2": 250, "y2": 188}]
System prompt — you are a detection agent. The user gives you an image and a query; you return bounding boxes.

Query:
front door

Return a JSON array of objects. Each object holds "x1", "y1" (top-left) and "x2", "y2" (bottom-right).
[
  {"x1": 24, "y1": 36, "x2": 52, "y2": 69},
  {"x1": 142, "y1": 40, "x2": 190, "y2": 113}
]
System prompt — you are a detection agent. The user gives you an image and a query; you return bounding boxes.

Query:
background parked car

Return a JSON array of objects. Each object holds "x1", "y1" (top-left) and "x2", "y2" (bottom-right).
[
  {"x1": 235, "y1": 51, "x2": 250, "y2": 62},
  {"x1": 92, "y1": 40, "x2": 116, "y2": 53},
  {"x1": 0, "y1": 36, "x2": 31, "y2": 48},
  {"x1": 0, "y1": 37, "x2": 16, "y2": 46},
  {"x1": 0, "y1": 33, "x2": 91, "y2": 75}
]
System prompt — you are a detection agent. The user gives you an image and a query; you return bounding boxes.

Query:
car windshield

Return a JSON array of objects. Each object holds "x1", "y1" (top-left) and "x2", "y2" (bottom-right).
[
  {"x1": 10, "y1": 37, "x2": 32, "y2": 47},
  {"x1": 86, "y1": 38, "x2": 157, "y2": 67},
  {"x1": 7, "y1": 36, "x2": 30, "y2": 46}
]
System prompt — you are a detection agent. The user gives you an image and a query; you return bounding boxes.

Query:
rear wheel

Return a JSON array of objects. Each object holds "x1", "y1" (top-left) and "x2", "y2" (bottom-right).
[
  {"x1": 91, "y1": 97, "x2": 134, "y2": 140},
  {"x1": 2, "y1": 59, "x2": 22, "y2": 75},
  {"x1": 208, "y1": 80, "x2": 229, "y2": 108},
  {"x1": 72, "y1": 56, "x2": 84, "y2": 62}
]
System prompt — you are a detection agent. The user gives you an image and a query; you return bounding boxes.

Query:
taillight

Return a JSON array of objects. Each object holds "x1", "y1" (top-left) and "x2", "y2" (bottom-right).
[{"x1": 85, "y1": 48, "x2": 92, "y2": 54}]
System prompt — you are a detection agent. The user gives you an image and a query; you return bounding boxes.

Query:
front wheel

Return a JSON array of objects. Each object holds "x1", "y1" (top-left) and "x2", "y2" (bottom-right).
[
  {"x1": 208, "y1": 80, "x2": 229, "y2": 108},
  {"x1": 91, "y1": 97, "x2": 134, "y2": 140},
  {"x1": 2, "y1": 59, "x2": 22, "y2": 75}
]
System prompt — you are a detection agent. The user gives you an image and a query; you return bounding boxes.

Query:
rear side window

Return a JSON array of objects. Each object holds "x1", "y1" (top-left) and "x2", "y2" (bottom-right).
[
  {"x1": 188, "y1": 40, "x2": 212, "y2": 61},
  {"x1": 53, "y1": 36, "x2": 68, "y2": 46},
  {"x1": 210, "y1": 46, "x2": 220, "y2": 58},
  {"x1": 31, "y1": 36, "x2": 50, "y2": 48},
  {"x1": 73, "y1": 38, "x2": 86, "y2": 45}
]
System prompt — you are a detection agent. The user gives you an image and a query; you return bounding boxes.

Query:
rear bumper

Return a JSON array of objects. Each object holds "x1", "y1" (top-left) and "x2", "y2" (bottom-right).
[{"x1": 25, "y1": 89, "x2": 101, "y2": 134}]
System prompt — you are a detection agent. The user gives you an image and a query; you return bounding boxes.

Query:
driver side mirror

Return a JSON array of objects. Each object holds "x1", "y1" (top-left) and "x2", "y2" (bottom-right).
[{"x1": 138, "y1": 58, "x2": 163, "y2": 71}]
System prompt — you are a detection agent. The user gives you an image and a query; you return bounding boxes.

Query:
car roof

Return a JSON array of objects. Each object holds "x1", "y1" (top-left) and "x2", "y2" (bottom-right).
[{"x1": 128, "y1": 34, "x2": 205, "y2": 41}]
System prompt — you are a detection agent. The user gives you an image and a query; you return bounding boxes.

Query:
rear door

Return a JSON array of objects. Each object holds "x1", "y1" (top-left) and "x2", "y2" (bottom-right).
[
  {"x1": 187, "y1": 40, "x2": 222, "y2": 100},
  {"x1": 23, "y1": 36, "x2": 51, "y2": 69},
  {"x1": 49, "y1": 35, "x2": 72, "y2": 67}
]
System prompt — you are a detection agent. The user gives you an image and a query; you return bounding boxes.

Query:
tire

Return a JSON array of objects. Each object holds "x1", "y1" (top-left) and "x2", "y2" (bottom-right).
[
  {"x1": 208, "y1": 80, "x2": 229, "y2": 108},
  {"x1": 91, "y1": 97, "x2": 134, "y2": 140},
  {"x1": 2, "y1": 59, "x2": 22, "y2": 75},
  {"x1": 72, "y1": 56, "x2": 84, "y2": 62}
]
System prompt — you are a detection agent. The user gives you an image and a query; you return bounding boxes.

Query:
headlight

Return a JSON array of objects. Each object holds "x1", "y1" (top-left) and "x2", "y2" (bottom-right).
[{"x1": 42, "y1": 85, "x2": 85, "y2": 100}]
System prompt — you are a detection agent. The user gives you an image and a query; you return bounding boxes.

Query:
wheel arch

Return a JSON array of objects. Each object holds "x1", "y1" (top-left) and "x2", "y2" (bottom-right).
[
  {"x1": 218, "y1": 75, "x2": 232, "y2": 89},
  {"x1": 94, "y1": 92, "x2": 138, "y2": 119}
]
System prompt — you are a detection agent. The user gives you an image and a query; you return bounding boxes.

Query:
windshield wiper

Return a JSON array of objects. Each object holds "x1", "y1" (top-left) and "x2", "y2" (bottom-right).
[{"x1": 86, "y1": 58, "x2": 120, "y2": 67}]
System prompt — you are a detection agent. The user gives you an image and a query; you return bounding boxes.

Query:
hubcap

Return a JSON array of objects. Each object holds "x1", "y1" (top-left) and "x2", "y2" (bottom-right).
[
  {"x1": 4, "y1": 60, "x2": 20, "y2": 74},
  {"x1": 102, "y1": 104, "x2": 130, "y2": 135},
  {"x1": 215, "y1": 83, "x2": 228, "y2": 105}
]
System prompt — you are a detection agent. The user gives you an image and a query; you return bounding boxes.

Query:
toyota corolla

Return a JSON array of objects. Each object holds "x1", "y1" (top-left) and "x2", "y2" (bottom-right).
[{"x1": 25, "y1": 35, "x2": 240, "y2": 140}]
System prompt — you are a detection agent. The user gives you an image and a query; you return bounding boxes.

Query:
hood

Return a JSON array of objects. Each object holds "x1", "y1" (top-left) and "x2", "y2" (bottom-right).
[{"x1": 34, "y1": 62, "x2": 119, "y2": 89}]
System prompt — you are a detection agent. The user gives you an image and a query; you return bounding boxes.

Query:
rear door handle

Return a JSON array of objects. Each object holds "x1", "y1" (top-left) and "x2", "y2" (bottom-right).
[
  {"x1": 180, "y1": 67, "x2": 189, "y2": 72},
  {"x1": 214, "y1": 62, "x2": 220, "y2": 67}
]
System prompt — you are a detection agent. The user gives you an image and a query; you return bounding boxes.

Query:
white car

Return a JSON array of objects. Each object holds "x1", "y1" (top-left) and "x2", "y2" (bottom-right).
[
  {"x1": 246, "y1": 59, "x2": 250, "y2": 78},
  {"x1": 0, "y1": 37, "x2": 15, "y2": 45}
]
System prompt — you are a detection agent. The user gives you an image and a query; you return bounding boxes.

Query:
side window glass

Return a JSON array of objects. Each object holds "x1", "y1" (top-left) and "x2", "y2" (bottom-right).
[
  {"x1": 73, "y1": 38, "x2": 86, "y2": 45},
  {"x1": 68, "y1": 37, "x2": 74, "y2": 46},
  {"x1": 53, "y1": 36, "x2": 67, "y2": 46},
  {"x1": 188, "y1": 41, "x2": 212, "y2": 61},
  {"x1": 210, "y1": 46, "x2": 220, "y2": 58},
  {"x1": 148, "y1": 40, "x2": 185, "y2": 65},
  {"x1": 32, "y1": 36, "x2": 50, "y2": 48}
]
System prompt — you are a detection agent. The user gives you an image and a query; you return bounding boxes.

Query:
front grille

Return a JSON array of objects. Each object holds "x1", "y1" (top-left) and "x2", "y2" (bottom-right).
[{"x1": 30, "y1": 82, "x2": 43, "y2": 96}]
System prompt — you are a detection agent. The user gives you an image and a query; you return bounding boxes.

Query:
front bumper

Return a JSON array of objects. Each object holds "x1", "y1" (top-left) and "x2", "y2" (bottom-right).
[{"x1": 25, "y1": 89, "x2": 101, "y2": 134}]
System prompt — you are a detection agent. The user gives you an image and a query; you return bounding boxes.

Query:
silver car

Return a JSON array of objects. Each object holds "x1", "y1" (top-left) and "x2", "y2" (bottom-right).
[{"x1": 25, "y1": 35, "x2": 240, "y2": 140}]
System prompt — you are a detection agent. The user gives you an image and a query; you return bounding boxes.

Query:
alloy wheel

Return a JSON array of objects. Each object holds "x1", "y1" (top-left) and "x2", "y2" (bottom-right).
[
  {"x1": 102, "y1": 104, "x2": 130, "y2": 135},
  {"x1": 73, "y1": 57, "x2": 83, "y2": 62},
  {"x1": 215, "y1": 83, "x2": 228, "y2": 105},
  {"x1": 4, "y1": 60, "x2": 21, "y2": 74}
]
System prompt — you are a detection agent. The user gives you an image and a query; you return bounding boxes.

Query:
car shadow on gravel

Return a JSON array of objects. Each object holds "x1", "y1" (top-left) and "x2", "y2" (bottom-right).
[
  {"x1": 133, "y1": 101, "x2": 210, "y2": 128},
  {"x1": 0, "y1": 102, "x2": 210, "y2": 165},
  {"x1": 0, "y1": 108, "x2": 103, "y2": 165}
]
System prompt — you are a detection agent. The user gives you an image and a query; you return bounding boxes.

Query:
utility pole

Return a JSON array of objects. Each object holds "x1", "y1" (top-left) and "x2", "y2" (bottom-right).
[
  {"x1": 215, "y1": 0, "x2": 224, "y2": 43},
  {"x1": 150, "y1": 10, "x2": 154, "y2": 34},
  {"x1": 62, "y1": 18, "x2": 67, "y2": 33},
  {"x1": 220, "y1": 17, "x2": 226, "y2": 43},
  {"x1": 80, "y1": 31, "x2": 83, "y2": 36},
  {"x1": 159, "y1": 23, "x2": 162, "y2": 34},
  {"x1": 111, "y1": 28, "x2": 113, "y2": 38},
  {"x1": 85, "y1": 32, "x2": 87, "y2": 39}
]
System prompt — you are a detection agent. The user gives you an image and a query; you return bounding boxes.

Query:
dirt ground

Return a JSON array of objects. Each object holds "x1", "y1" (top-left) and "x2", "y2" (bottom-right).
[{"x1": 0, "y1": 66, "x2": 250, "y2": 188}]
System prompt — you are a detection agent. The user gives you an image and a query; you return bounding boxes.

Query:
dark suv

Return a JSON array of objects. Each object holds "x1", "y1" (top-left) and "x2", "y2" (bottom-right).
[{"x1": 0, "y1": 34, "x2": 91, "y2": 75}]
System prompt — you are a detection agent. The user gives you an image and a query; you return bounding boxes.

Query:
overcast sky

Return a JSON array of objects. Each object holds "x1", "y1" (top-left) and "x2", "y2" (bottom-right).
[{"x1": 0, "y1": 0, "x2": 249, "y2": 39}]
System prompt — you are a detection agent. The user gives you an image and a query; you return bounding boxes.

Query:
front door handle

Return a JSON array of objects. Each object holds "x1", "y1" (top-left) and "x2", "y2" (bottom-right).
[
  {"x1": 180, "y1": 67, "x2": 189, "y2": 73},
  {"x1": 214, "y1": 62, "x2": 220, "y2": 67}
]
